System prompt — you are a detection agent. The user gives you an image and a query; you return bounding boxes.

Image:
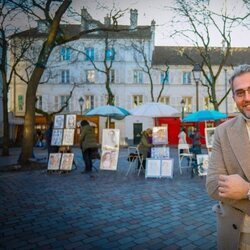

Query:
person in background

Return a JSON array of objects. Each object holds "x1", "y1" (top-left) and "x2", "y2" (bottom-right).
[
  {"x1": 45, "y1": 121, "x2": 59, "y2": 162},
  {"x1": 178, "y1": 127, "x2": 187, "y2": 144},
  {"x1": 189, "y1": 127, "x2": 202, "y2": 156},
  {"x1": 138, "y1": 128, "x2": 153, "y2": 168},
  {"x1": 79, "y1": 120, "x2": 98, "y2": 173},
  {"x1": 206, "y1": 64, "x2": 250, "y2": 250}
]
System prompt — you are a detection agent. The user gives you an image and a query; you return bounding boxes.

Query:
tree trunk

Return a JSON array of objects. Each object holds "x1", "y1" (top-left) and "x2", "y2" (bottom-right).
[
  {"x1": 19, "y1": 67, "x2": 44, "y2": 164},
  {"x1": 2, "y1": 71, "x2": 10, "y2": 156}
]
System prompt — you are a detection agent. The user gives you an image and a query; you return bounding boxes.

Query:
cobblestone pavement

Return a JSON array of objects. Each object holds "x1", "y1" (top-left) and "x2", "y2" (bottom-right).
[{"x1": 0, "y1": 147, "x2": 217, "y2": 250}]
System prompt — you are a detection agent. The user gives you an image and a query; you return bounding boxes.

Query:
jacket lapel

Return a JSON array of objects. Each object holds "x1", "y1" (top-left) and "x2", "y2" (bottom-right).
[{"x1": 227, "y1": 115, "x2": 250, "y2": 180}]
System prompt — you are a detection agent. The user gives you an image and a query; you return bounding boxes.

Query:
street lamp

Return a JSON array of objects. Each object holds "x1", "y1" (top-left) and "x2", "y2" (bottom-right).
[
  {"x1": 192, "y1": 63, "x2": 202, "y2": 111},
  {"x1": 180, "y1": 99, "x2": 185, "y2": 121},
  {"x1": 78, "y1": 97, "x2": 84, "y2": 116}
]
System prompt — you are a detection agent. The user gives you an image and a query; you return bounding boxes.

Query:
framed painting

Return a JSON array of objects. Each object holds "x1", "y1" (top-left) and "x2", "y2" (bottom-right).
[
  {"x1": 100, "y1": 149, "x2": 118, "y2": 171},
  {"x1": 151, "y1": 146, "x2": 170, "y2": 159},
  {"x1": 60, "y1": 153, "x2": 74, "y2": 171},
  {"x1": 54, "y1": 114, "x2": 64, "y2": 129},
  {"x1": 102, "y1": 129, "x2": 120, "y2": 151},
  {"x1": 62, "y1": 129, "x2": 75, "y2": 146},
  {"x1": 152, "y1": 126, "x2": 168, "y2": 145},
  {"x1": 47, "y1": 153, "x2": 62, "y2": 170},
  {"x1": 66, "y1": 114, "x2": 76, "y2": 129},
  {"x1": 51, "y1": 129, "x2": 63, "y2": 146},
  {"x1": 196, "y1": 154, "x2": 209, "y2": 176},
  {"x1": 145, "y1": 158, "x2": 161, "y2": 178},
  {"x1": 205, "y1": 127, "x2": 215, "y2": 149},
  {"x1": 161, "y1": 159, "x2": 174, "y2": 178}
]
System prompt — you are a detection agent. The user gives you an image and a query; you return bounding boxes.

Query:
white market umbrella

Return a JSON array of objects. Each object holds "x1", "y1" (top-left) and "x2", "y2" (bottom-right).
[{"x1": 130, "y1": 102, "x2": 179, "y2": 118}]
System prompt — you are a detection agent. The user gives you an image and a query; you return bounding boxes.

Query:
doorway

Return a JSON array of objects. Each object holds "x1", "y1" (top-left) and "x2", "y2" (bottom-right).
[{"x1": 133, "y1": 123, "x2": 142, "y2": 145}]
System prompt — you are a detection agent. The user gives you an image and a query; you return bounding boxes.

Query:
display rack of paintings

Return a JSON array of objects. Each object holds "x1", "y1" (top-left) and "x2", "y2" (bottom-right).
[
  {"x1": 145, "y1": 158, "x2": 173, "y2": 179},
  {"x1": 47, "y1": 114, "x2": 77, "y2": 172},
  {"x1": 100, "y1": 129, "x2": 120, "y2": 171}
]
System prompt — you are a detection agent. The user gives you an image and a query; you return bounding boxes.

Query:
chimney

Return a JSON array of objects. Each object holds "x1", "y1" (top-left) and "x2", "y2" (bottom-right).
[
  {"x1": 104, "y1": 14, "x2": 111, "y2": 26},
  {"x1": 130, "y1": 9, "x2": 138, "y2": 30},
  {"x1": 81, "y1": 7, "x2": 92, "y2": 30}
]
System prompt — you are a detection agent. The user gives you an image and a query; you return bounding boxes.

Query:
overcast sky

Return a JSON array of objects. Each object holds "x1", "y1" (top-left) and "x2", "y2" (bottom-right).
[{"x1": 73, "y1": 0, "x2": 250, "y2": 47}]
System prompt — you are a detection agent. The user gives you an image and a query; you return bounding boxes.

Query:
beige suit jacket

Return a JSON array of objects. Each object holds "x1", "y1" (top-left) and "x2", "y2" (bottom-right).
[{"x1": 206, "y1": 115, "x2": 250, "y2": 250}]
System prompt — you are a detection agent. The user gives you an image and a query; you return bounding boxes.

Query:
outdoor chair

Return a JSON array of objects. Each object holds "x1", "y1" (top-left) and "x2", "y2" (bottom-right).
[
  {"x1": 178, "y1": 144, "x2": 193, "y2": 174},
  {"x1": 126, "y1": 146, "x2": 144, "y2": 176}
]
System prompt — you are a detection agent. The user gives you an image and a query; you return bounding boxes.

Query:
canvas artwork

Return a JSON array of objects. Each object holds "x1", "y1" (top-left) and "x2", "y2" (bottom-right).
[
  {"x1": 66, "y1": 114, "x2": 76, "y2": 129},
  {"x1": 102, "y1": 129, "x2": 120, "y2": 150},
  {"x1": 161, "y1": 159, "x2": 174, "y2": 178},
  {"x1": 54, "y1": 114, "x2": 65, "y2": 129},
  {"x1": 60, "y1": 153, "x2": 74, "y2": 171},
  {"x1": 100, "y1": 149, "x2": 119, "y2": 171},
  {"x1": 196, "y1": 154, "x2": 209, "y2": 176},
  {"x1": 205, "y1": 127, "x2": 215, "y2": 148},
  {"x1": 47, "y1": 153, "x2": 62, "y2": 170},
  {"x1": 51, "y1": 129, "x2": 63, "y2": 146},
  {"x1": 62, "y1": 129, "x2": 75, "y2": 145},
  {"x1": 151, "y1": 146, "x2": 170, "y2": 159},
  {"x1": 152, "y1": 126, "x2": 168, "y2": 145},
  {"x1": 145, "y1": 158, "x2": 161, "y2": 178}
]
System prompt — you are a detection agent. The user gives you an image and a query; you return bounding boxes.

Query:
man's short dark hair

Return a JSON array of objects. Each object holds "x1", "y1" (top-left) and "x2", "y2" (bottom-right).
[{"x1": 80, "y1": 120, "x2": 89, "y2": 127}]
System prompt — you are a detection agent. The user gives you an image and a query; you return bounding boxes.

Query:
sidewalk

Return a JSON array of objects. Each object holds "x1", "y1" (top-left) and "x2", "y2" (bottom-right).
[{"x1": 0, "y1": 146, "x2": 217, "y2": 249}]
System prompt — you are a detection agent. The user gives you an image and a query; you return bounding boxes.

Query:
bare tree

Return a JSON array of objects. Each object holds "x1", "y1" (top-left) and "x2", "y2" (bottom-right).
[
  {"x1": 8, "y1": 0, "x2": 128, "y2": 164},
  {"x1": 0, "y1": 1, "x2": 34, "y2": 156},
  {"x1": 131, "y1": 40, "x2": 169, "y2": 102},
  {"x1": 169, "y1": 0, "x2": 250, "y2": 110}
]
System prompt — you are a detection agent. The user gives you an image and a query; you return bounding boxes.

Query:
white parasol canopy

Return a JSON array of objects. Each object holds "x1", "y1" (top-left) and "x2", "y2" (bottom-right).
[{"x1": 129, "y1": 102, "x2": 179, "y2": 117}]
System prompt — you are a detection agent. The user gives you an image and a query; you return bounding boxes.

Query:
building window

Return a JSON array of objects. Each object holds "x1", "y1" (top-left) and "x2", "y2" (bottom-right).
[
  {"x1": 183, "y1": 97, "x2": 192, "y2": 112},
  {"x1": 85, "y1": 47, "x2": 94, "y2": 61},
  {"x1": 110, "y1": 69, "x2": 115, "y2": 83},
  {"x1": 60, "y1": 95, "x2": 70, "y2": 112},
  {"x1": 159, "y1": 96, "x2": 170, "y2": 104},
  {"x1": 133, "y1": 95, "x2": 143, "y2": 108},
  {"x1": 133, "y1": 70, "x2": 143, "y2": 84},
  {"x1": 204, "y1": 97, "x2": 213, "y2": 110},
  {"x1": 17, "y1": 95, "x2": 24, "y2": 111},
  {"x1": 86, "y1": 70, "x2": 95, "y2": 83},
  {"x1": 61, "y1": 70, "x2": 70, "y2": 84},
  {"x1": 85, "y1": 95, "x2": 94, "y2": 110},
  {"x1": 106, "y1": 48, "x2": 115, "y2": 61},
  {"x1": 36, "y1": 95, "x2": 42, "y2": 110},
  {"x1": 182, "y1": 72, "x2": 191, "y2": 84},
  {"x1": 60, "y1": 47, "x2": 71, "y2": 61},
  {"x1": 160, "y1": 71, "x2": 169, "y2": 84}
]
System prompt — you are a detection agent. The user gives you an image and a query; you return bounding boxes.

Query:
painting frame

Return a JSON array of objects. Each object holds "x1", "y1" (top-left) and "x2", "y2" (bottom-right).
[
  {"x1": 100, "y1": 149, "x2": 119, "y2": 171},
  {"x1": 60, "y1": 153, "x2": 74, "y2": 171},
  {"x1": 65, "y1": 114, "x2": 76, "y2": 129},
  {"x1": 205, "y1": 127, "x2": 215, "y2": 149},
  {"x1": 196, "y1": 154, "x2": 209, "y2": 176},
  {"x1": 152, "y1": 126, "x2": 168, "y2": 145},
  {"x1": 161, "y1": 159, "x2": 174, "y2": 178},
  {"x1": 51, "y1": 129, "x2": 63, "y2": 146},
  {"x1": 62, "y1": 128, "x2": 75, "y2": 146},
  {"x1": 47, "y1": 153, "x2": 62, "y2": 170},
  {"x1": 102, "y1": 129, "x2": 120, "y2": 151},
  {"x1": 151, "y1": 146, "x2": 170, "y2": 159},
  {"x1": 145, "y1": 158, "x2": 161, "y2": 178},
  {"x1": 54, "y1": 114, "x2": 64, "y2": 129}
]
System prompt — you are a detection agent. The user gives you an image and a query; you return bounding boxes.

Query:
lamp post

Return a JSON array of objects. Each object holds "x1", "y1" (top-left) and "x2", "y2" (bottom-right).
[
  {"x1": 192, "y1": 63, "x2": 202, "y2": 111},
  {"x1": 180, "y1": 99, "x2": 185, "y2": 121},
  {"x1": 78, "y1": 97, "x2": 84, "y2": 116}
]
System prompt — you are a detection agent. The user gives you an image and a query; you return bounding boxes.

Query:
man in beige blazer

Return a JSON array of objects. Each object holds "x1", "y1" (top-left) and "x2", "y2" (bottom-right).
[{"x1": 206, "y1": 64, "x2": 250, "y2": 250}]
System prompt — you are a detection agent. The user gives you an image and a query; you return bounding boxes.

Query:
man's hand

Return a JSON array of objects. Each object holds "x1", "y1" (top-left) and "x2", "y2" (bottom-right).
[{"x1": 218, "y1": 174, "x2": 250, "y2": 200}]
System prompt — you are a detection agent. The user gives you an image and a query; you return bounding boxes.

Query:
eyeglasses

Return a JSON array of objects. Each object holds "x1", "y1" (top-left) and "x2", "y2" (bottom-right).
[{"x1": 234, "y1": 87, "x2": 250, "y2": 98}]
